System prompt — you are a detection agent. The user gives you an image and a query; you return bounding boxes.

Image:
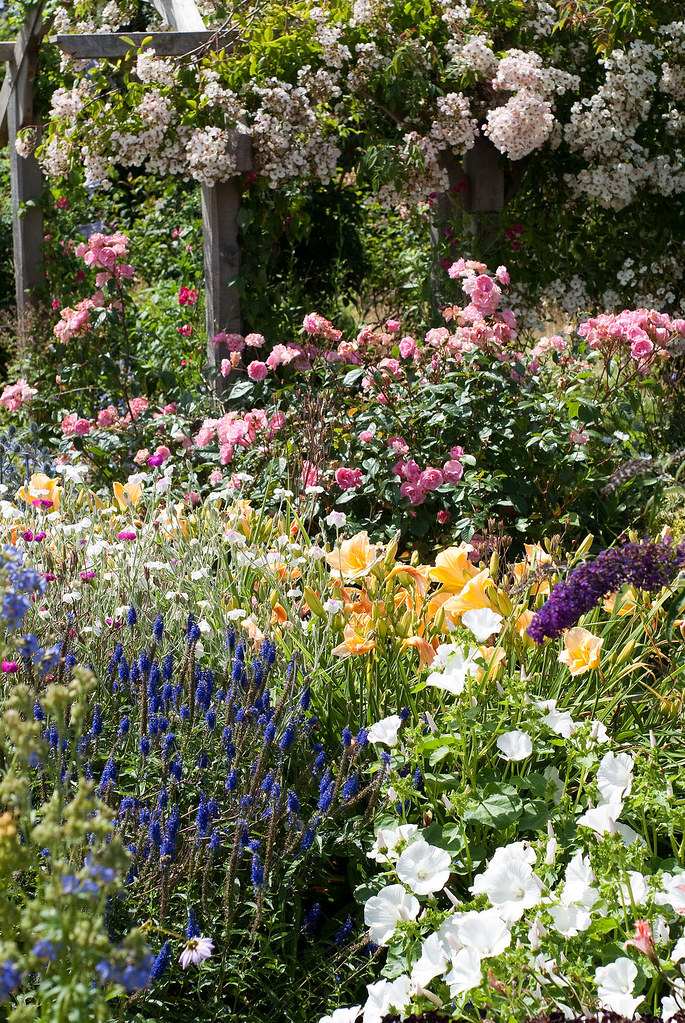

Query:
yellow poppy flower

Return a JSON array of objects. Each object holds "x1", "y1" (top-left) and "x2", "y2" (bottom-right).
[{"x1": 558, "y1": 627, "x2": 603, "y2": 675}]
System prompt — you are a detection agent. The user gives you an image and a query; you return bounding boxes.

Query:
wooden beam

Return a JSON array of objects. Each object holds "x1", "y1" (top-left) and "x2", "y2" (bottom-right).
[
  {"x1": 153, "y1": 0, "x2": 207, "y2": 31},
  {"x1": 0, "y1": 2, "x2": 47, "y2": 145},
  {"x1": 6, "y1": 5, "x2": 47, "y2": 328},
  {"x1": 0, "y1": 42, "x2": 15, "y2": 61},
  {"x1": 202, "y1": 132, "x2": 252, "y2": 395},
  {"x1": 52, "y1": 30, "x2": 230, "y2": 58}
]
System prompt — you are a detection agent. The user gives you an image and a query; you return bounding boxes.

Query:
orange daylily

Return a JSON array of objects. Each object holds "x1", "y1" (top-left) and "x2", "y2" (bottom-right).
[
  {"x1": 428, "y1": 544, "x2": 480, "y2": 591},
  {"x1": 674, "y1": 618, "x2": 685, "y2": 641},
  {"x1": 270, "y1": 603, "x2": 288, "y2": 626},
  {"x1": 603, "y1": 586, "x2": 639, "y2": 617},
  {"x1": 402, "y1": 634, "x2": 437, "y2": 667},
  {"x1": 558, "y1": 627, "x2": 603, "y2": 676},
  {"x1": 516, "y1": 609, "x2": 535, "y2": 645},
  {"x1": 17, "y1": 472, "x2": 61, "y2": 511},
  {"x1": 113, "y1": 480, "x2": 143, "y2": 511},
  {"x1": 326, "y1": 532, "x2": 384, "y2": 582},
  {"x1": 474, "y1": 644, "x2": 506, "y2": 681},
  {"x1": 441, "y1": 569, "x2": 498, "y2": 620},
  {"x1": 332, "y1": 613, "x2": 376, "y2": 658}
]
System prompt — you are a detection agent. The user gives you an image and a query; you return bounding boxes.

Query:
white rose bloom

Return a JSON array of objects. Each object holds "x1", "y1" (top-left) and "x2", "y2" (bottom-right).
[
  {"x1": 597, "y1": 751, "x2": 634, "y2": 802},
  {"x1": 367, "y1": 714, "x2": 403, "y2": 747},
  {"x1": 396, "y1": 839, "x2": 452, "y2": 895},
  {"x1": 496, "y1": 729, "x2": 533, "y2": 761},
  {"x1": 595, "y1": 958, "x2": 642, "y2": 1017},
  {"x1": 363, "y1": 884, "x2": 419, "y2": 945}
]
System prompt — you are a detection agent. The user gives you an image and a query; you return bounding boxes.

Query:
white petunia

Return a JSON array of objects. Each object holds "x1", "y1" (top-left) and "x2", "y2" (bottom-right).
[
  {"x1": 396, "y1": 839, "x2": 452, "y2": 896},
  {"x1": 461, "y1": 608, "x2": 504, "y2": 643},
  {"x1": 367, "y1": 824, "x2": 418, "y2": 863},
  {"x1": 411, "y1": 932, "x2": 447, "y2": 987},
  {"x1": 363, "y1": 885, "x2": 420, "y2": 945},
  {"x1": 367, "y1": 714, "x2": 403, "y2": 747},
  {"x1": 597, "y1": 751, "x2": 634, "y2": 802},
  {"x1": 496, "y1": 730, "x2": 533, "y2": 761},
  {"x1": 595, "y1": 958, "x2": 642, "y2": 1017},
  {"x1": 444, "y1": 946, "x2": 483, "y2": 997},
  {"x1": 548, "y1": 902, "x2": 592, "y2": 937},
  {"x1": 456, "y1": 908, "x2": 511, "y2": 957}
]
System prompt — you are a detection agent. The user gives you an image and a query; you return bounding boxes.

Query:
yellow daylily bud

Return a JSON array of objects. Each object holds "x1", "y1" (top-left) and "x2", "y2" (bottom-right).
[
  {"x1": 575, "y1": 533, "x2": 595, "y2": 558},
  {"x1": 489, "y1": 550, "x2": 499, "y2": 581},
  {"x1": 614, "y1": 639, "x2": 636, "y2": 666},
  {"x1": 303, "y1": 587, "x2": 327, "y2": 619},
  {"x1": 382, "y1": 532, "x2": 401, "y2": 572},
  {"x1": 269, "y1": 589, "x2": 279, "y2": 609}
]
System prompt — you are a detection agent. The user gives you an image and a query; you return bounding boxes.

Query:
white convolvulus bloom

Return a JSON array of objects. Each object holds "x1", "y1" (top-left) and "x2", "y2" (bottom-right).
[
  {"x1": 562, "y1": 851, "x2": 599, "y2": 908},
  {"x1": 368, "y1": 824, "x2": 418, "y2": 863},
  {"x1": 496, "y1": 730, "x2": 533, "y2": 761},
  {"x1": 179, "y1": 936, "x2": 214, "y2": 969},
  {"x1": 618, "y1": 870, "x2": 648, "y2": 906},
  {"x1": 589, "y1": 719, "x2": 609, "y2": 743},
  {"x1": 444, "y1": 946, "x2": 483, "y2": 997},
  {"x1": 548, "y1": 902, "x2": 592, "y2": 937},
  {"x1": 527, "y1": 916, "x2": 547, "y2": 951},
  {"x1": 655, "y1": 871, "x2": 685, "y2": 913},
  {"x1": 577, "y1": 799, "x2": 623, "y2": 835},
  {"x1": 470, "y1": 853, "x2": 543, "y2": 922},
  {"x1": 364, "y1": 884, "x2": 420, "y2": 945},
  {"x1": 362, "y1": 976, "x2": 413, "y2": 1023},
  {"x1": 396, "y1": 839, "x2": 452, "y2": 895},
  {"x1": 367, "y1": 714, "x2": 403, "y2": 746},
  {"x1": 411, "y1": 932, "x2": 447, "y2": 987},
  {"x1": 319, "y1": 1008, "x2": 361, "y2": 1023},
  {"x1": 597, "y1": 751, "x2": 634, "y2": 802},
  {"x1": 461, "y1": 607, "x2": 503, "y2": 643},
  {"x1": 662, "y1": 981, "x2": 685, "y2": 1023},
  {"x1": 545, "y1": 835, "x2": 558, "y2": 865},
  {"x1": 595, "y1": 957, "x2": 642, "y2": 1017},
  {"x1": 543, "y1": 709, "x2": 577, "y2": 738},
  {"x1": 456, "y1": 908, "x2": 511, "y2": 957},
  {"x1": 326, "y1": 510, "x2": 346, "y2": 527},
  {"x1": 425, "y1": 644, "x2": 479, "y2": 695},
  {"x1": 671, "y1": 937, "x2": 685, "y2": 963}
]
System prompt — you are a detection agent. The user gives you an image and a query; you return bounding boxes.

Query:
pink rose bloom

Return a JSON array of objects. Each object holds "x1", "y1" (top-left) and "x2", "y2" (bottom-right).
[
  {"x1": 403, "y1": 459, "x2": 421, "y2": 483},
  {"x1": 213, "y1": 332, "x2": 245, "y2": 351},
  {"x1": 400, "y1": 481, "x2": 425, "y2": 506},
  {"x1": 74, "y1": 418, "x2": 91, "y2": 436},
  {"x1": 196, "y1": 421, "x2": 218, "y2": 448},
  {"x1": 335, "y1": 467, "x2": 363, "y2": 490},
  {"x1": 385, "y1": 319, "x2": 401, "y2": 333},
  {"x1": 302, "y1": 460, "x2": 319, "y2": 487},
  {"x1": 569, "y1": 430, "x2": 589, "y2": 445},
  {"x1": 134, "y1": 448, "x2": 150, "y2": 465},
  {"x1": 550, "y1": 335, "x2": 567, "y2": 351},
  {"x1": 302, "y1": 312, "x2": 342, "y2": 341},
  {"x1": 419, "y1": 467, "x2": 444, "y2": 491},
  {"x1": 129, "y1": 397, "x2": 149, "y2": 419},
  {"x1": 115, "y1": 264, "x2": 135, "y2": 279},
  {"x1": 219, "y1": 442, "x2": 234, "y2": 464},
  {"x1": 495, "y1": 265, "x2": 510, "y2": 285},
  {"x1": 97, "y1": 406, "x2": 118, "y2": 428},
  {"x1": 221, "y1": 359, "x2": 231, "y2": 377},
  {"x1": 443, "y1": 459, "x2": 464, "y2": 484},
  {"x1": 631, "y1": 338, "x2": 654, "y2": 361},
  {"x1": 500, "y1": 309, "x2": 517, "y2": 329},
  {"x1": 450, "y1": 446, "x2": 464, "y2": 459},
  {"x1": 61, "y1": 413, "x2": 79, "y2": 436},
  {"x1": 399, "y1": 336, "x2": 417, "y2": 359},
  {"x1": 437, "y1": 509, "x2": 451, "y2": 525},
  {"x1": 209, "y1": 469, "x2": 223, "y2": 485},
  {"x1": 268, "y1": 412, "x2": 286, "y2": 436},
  {"x1": 359, "y1": 430, "x2": 374, "y2": 443},
  {"x1": 392, "y1": 460, "x2": 407, "y2": 477},
  {"x1": 177, "y1": 324, "x2": 192, "y2": 337},
  {"x1": 672, "y1": 319, "x2": 685, "y2": 335},
  {"x1": 244, "y1": 333, "x2": 265, "y2": 347},
  {"x1": 185, "y1": 491, "x2": 201, "y2": 506},
  {"x1": 387, "y1": 436, "x2": 409, "y2": 455},
  {"x1": 247, "y1": 361, "x2": 268, "y2": 381},
  {"x1": 155, "y1": 445, "x2": 171, "y2": 462},
  {"x1": 376, "y1": 393, "x2": 389, "y2": 405}
]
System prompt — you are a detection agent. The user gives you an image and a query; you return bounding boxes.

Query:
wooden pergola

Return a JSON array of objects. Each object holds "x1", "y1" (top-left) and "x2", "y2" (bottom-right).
[{"x1": 0, "y1": 0, "x2": 252, "y2": 387}]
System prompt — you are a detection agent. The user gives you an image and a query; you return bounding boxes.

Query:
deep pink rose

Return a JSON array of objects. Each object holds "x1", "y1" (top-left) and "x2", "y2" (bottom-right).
[
  {"x1": 400, "y1": 481, "x2": 425, "y2": 506},
  {"x1": 403, "y1": 459, "x2": 421, "y2": 483},
  {"x1": 74, "y1": 418, "x2": 91, "y2": 436},
  {"x1": 399, "y1": 336, "x2": 417, "y2": 359},
  {"x1": 418, "y1": 467, "x2": 444, "y2": 491},
  {"x1": 443, "y1": 459, "x2": 464, "y2": 484},
  {"x1": 247, "y1": 361, "x2": 268, "y2": 381},
  {"x1": 335, "y1": 467, "x2": 363, "y2": 490}
]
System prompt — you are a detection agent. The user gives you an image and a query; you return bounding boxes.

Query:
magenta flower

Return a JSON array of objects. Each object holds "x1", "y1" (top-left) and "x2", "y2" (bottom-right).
[
  {"x1": 179, "y1": 936, "x2": 214, "y2": 969},
  {"x1": 2, "y1": 661, "x2": 19, "y2": 673},
  {"x1": 117, "y1": 531, "x2": 137, "y2": 541},
  {"x1": 147, "y1": 454, "x2": 164, "y2": 467}
]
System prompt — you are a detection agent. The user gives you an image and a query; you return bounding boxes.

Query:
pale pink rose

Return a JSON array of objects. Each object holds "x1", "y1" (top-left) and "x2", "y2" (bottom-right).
[
  {"x1": 379, "y1": 357, "x2": 402, "y2": 379},
  {"x1": 335, "y1": 467, "x2": 363, "y2": 490},
  {"x1": 196, "y1": 422, "x2": 217, "y2": 448},
  {"x1": 213, "y1": 332, "x2": 245, "y2": 351},
  {"x1": 134, "y1": 448, "x2": 150, "y2": 465},
  {"x1": 403, "y1": 460, "x2": 421, "y2": 483},
  {"x1": 419, "y1": 467, "x2": 444, "y2": 491},
  {"x1": 155, "y1": 445, "x2": 171, "y2": 462},
  {"x1": 495, "y1": 265, "x2": 510, "y2": 285},
  {"x1": 74, "y1": 417, "x2": 92, "y2": 438},
  {"x1": 550, "y1": 335, "x2": 567, "y2": 351},
  {"x1": 450, "y1": 446, "x2": 464, "y2": 460},
  {"x1": 267, "y1": 412, "x2": 286, "y2": 436},
  {"x1": 672, "y1": 319, "x2": 685, "y2": 335},
  {"x1": 631, "y1": 338, "x2": 654, "y2": 360},
  {"x1": 61, "y1": 413, "x2": 79, "y2": 436},
  {"x1": 400, "y1": 481, "x2": 425, "y2": 506},
  {"x1": 387, "y1": 436, "x2": 409, "y2": 455},
  {"x1": 359, "y1": 430, "x2": 374, "y2": 443},
  {"x1": 500, "y1": 309, "x2": 517, "y2": 329},
  {"x1": 385, "y1": 319, "x2": 401, "y2": 333},
  {"x1": 399, "y1": 336, "x2": 416, "y2": 359},
  {"x1": 247, "y1": 361, "x2": 268, "y2": 381},
  {"x1": 221, "y1": 359, "x2": 231, "y2": 377},
  {"x1": 569, "y1": 430, "x2": 589, "y2": 445},
  {"x1": 129, "y1": 397, "x2": 149, "y2": 419},
  {"x1": 244, "y1": 333, "x2": 265, "y2": 347},
  {"x1": 185, "y1": 491, "x2": 201, "y2": 506},
  {"x1": 97, "y1": 406, "x2": 118, "y2": 428},
  {"x1": 209, "y1": 470, "x2": 223, "y2": 485},
  {"x1": 443, "y1": 459, "x2": 464, "y2": 484},
  {"x1": 220, "y1": 443, "x2": 234, "y2": 464}
]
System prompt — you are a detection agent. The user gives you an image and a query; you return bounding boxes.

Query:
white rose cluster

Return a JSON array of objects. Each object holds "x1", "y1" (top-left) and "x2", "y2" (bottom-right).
[
  {"x1": 430, "y1": 93, "x2": 479, "y2": 154},
  {"x1": 185, "y1": 126, "x2": 238, "y2": 186}
]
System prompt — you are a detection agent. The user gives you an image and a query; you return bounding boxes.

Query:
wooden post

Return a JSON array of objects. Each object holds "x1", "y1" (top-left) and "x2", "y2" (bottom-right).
[
  {"x1": 462, "y1": 134, "x2": 505, "y2": 254},
  {"x1": 3, "y1": 4, "x2": 47, "y2": 331},
  {"x1": 202, "y1": 132, "x2": 253, "y2": 396}
]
